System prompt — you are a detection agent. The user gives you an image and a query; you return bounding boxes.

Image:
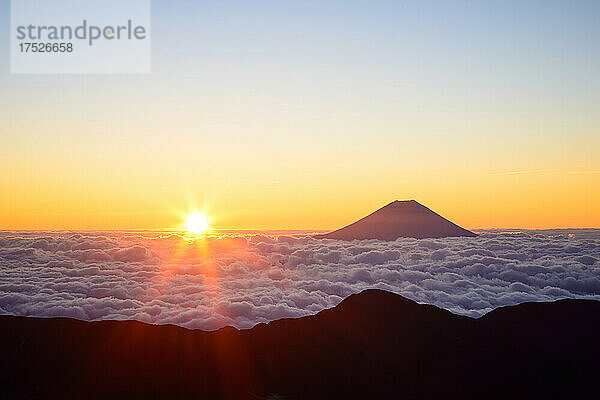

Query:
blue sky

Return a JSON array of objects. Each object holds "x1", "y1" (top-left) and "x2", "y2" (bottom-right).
[{"x1": 0, "y1": 0, "x2": 599, "y2": 229}]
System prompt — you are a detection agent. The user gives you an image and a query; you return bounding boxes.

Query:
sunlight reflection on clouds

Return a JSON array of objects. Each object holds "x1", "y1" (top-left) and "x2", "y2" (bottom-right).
[{"x1": 0, "y1": 230, "x2": 598, "y2": 330}]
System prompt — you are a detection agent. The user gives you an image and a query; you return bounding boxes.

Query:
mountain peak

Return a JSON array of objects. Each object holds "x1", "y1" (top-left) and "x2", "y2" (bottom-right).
[
  {"x1": 315, "y1": 200, "x2": 476, "y2": 240},
  {"x1": 386, "y1": 199, "x2": 426, "y2": 209}
]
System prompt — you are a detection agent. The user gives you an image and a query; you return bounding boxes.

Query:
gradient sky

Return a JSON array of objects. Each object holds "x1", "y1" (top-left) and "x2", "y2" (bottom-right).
[{"x1": 1, "y1": 0, "x2": 599, "y2": 230}]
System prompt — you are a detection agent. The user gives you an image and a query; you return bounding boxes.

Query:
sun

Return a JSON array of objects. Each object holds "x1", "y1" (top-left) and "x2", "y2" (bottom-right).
[{"x1": 185, "y1": 212, "x2": 210, "y2": 234}]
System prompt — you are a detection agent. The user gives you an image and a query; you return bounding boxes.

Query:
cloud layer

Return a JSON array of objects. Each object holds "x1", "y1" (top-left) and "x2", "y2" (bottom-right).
[{"x1": 1, "y1": 229, "x2": 599, "y2": 330}]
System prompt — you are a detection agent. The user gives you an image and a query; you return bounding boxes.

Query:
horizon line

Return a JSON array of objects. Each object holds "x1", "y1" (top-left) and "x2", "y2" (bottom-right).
[{"x1": 1, "y1": 227, "x2": 599, "y2": 233}]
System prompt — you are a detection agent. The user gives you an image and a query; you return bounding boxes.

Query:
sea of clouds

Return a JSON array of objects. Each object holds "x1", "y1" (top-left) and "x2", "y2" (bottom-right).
[{"x1": 1, "y1": 230, "x2": 599, "y2": 330}]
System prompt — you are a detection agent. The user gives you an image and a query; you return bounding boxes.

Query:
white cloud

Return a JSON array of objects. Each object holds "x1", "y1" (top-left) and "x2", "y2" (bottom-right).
[{"x1": 0, "y1": 230, "x2": 599, "y2": 330}]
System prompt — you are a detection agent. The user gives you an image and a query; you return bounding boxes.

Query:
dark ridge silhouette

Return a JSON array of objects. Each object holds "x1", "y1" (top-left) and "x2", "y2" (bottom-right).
[
  {"x1": 1, "y1": 290, "x2": 598, "y2": 399},
  {"x1": 314, "y1": 200, "x2": 476, "y2": 240}
]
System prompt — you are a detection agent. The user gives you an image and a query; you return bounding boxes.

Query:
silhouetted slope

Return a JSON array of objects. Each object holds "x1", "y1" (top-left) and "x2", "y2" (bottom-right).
[
  {"x1": 1, "y1": 290, "x2": 598, "y2": 399},
  {"x1": 315, "y1": 200, "x2": 476, "y2": 240}
]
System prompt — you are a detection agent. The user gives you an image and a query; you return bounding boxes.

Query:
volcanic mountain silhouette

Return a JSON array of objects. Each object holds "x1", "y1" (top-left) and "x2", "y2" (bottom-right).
[
  {"x1": 1, "y1": 290, "x2": 598, "y2": 399},
  {"x1": 315, "y1": 200, "x2": 476, "y2": 240}
]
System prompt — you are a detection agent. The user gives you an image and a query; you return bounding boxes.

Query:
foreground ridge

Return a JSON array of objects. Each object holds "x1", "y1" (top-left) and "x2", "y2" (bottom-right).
[{"x1": 1, "y1": 289, "x2": 598, "y2": 399}]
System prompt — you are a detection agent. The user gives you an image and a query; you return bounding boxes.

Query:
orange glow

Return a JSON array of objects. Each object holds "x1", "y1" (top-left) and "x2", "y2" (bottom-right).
[{"x1": 1, "y1": 1, "x2": 599, "y2": 232}]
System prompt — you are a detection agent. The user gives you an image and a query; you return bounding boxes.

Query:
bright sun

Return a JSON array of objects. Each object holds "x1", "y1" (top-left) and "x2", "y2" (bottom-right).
[{"x1": 185, "y1": 213, "x2": 210, "y2": 234}]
